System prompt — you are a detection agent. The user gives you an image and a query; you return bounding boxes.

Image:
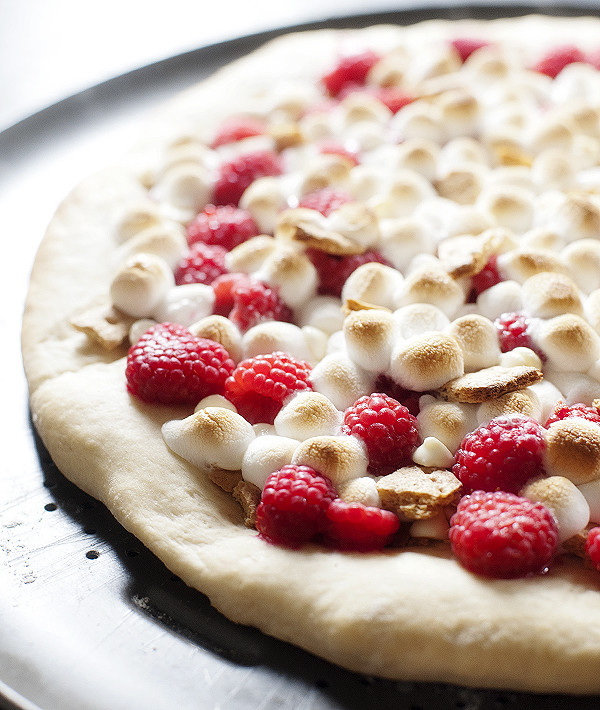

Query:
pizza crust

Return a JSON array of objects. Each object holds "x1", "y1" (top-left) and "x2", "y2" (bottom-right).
[{"x1": 22, "y1": 15, "x2": 600, "y2": 694}]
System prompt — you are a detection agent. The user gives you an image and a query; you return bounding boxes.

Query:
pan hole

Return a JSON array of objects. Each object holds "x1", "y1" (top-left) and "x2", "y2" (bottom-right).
[
  {"x1": 86, "y1": 550, "x2": 100, "y2": 560},
  {"x1": 44, "y1": 503, "x2": 57, "y2": 511}
]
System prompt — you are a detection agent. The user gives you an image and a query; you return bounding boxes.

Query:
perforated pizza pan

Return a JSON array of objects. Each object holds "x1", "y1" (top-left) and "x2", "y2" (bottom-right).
[{"x1": 4, "y1": 4, "x2": 600, "y2": 709}]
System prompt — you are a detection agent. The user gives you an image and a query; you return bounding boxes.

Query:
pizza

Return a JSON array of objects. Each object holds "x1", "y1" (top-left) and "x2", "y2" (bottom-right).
[{"x1": 21, "y1": 13, "x2": 600, "y2": 694}]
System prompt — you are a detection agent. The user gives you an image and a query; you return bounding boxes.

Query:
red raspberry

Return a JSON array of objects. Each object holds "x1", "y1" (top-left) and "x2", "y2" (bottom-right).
[
  {"x1": 449, "y1": 491, "x2": 559, "y2": 579},
  {"x1": 533, "y1": 45, "x2": 586, "y2": 78},
  {"x1": 256, "y1": 465, "x2": 337, "y2": 547},
  {"x1": 342, "y1": 393, "x2": 420, "y2": 475},
  {"x1": 544, "y1": 402, "x2": 600, "y2": 428},
  {"x1": 450, "y1": 38, "x2": 490, "y2": 63},
  {"x1": 174, "y1": 242, "x2": 228, "y2": 286},
  {"x1": 469, "y1": 255, "x2": 502, "y2": 301},
  {"x1": 126, "y1": 322, "x2": 234, "y2": 405},
  {"x1": 494, "y1": 312, "x2": 542, "y2": 359},
  {"x1": 374, "y1": 374, "x2": 421, "y2": 416},
  {"x1": 585, "y1": 527, "x2": 600, "y2": 571},
  {"x1": 224, "y1": 352, "x2": 312, "y2": 424},
  {"x1": 453, "y1": 415, "x2": 547, "y2": 494},
  {"x1": 318, "y1": 140, "x2": 359, "y2": 166},
  {"x1": 298, "y1": 186, "x2": 354, "y2": 216},
  {"x1": 373, "y1": 86, "x2": 414, "y2": 113},
  {"x1": 586, "y1": 49, "x2": 600, "y2": 71},
  {"x1": 321, "y1": 49, "x2": 381, "y2": 96},
  {"x1": 186, "y1": 204, "x2": 259, "y2": 251},
  {"x1": 323, "y1": 499, "x2": 399, "y2": 552},
  {"x1": 306, "y1": 248, "x2": 391, "y2": 297},
  {"x1": 211, "y1": 272, "x2": 254, "y2": 316},
  {"x1": 211, "y1": 115, "x2": 266, "y2": 148},
  {"x1": 213, "y1": 150, "x2": 283, "y2": 206},
  {"x1": 228, "y1": 280, "x2": 293, "y2": 332}
]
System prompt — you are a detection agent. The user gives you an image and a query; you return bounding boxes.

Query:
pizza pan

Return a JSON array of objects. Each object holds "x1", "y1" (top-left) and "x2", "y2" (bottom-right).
[{"x1": 4, "y1": 4, "x2": 600, "y2": 709}]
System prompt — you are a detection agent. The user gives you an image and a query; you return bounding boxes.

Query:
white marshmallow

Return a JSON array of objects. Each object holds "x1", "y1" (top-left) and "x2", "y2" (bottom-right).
[
  {"x1": 393, "y1": 303, "x2": 450, "y2": 340},
  {"x1": 528, "y1": 380, "x2": 564, "y2": 423},
  {"x1": 119, "y1": 223, "x2": 188, "y2": 270},
  {"x1": 297, "y1": 296, "x2": 345, "y2": 335},
  {"x1": 291, "y1": 435, "x2": 368, "y2": 486},
  {"x1": 499, "y1": 347, "x2": 543, "y2": 370},
  {"x1": 536, "y1": 314, "x2": 600, "y2": 372},
  {"x1": 116, "y1": 201, "x2": 162, "y2": 243},
  {"x1": 110, "y1": 253, "x2": 174, "y2": 318},
  {"x1": 412, "y1": 437, "x2": 454, "y2": 469},
  {"x1": 578, "y1": 478, "x2": 600, "y2": 523},
  {"x1": 417, "y1": 396, "x2": 478, "y2": 454},
  {"x1": 309, "y1": 351, "x2": 375, "y2": 410},
  {"x1": 128, "y1": 318, "x2": 157, "y2": 345},
  {"x1": 153, "y1": 283, "x2": 215, "y2": 326},
  {"x1": 476, "y1": 280, "x2": 524, "y2": 320},
  {"x1": 195, "y1": 395, "x2": 237, "y2": 413},
  {"x1": 477, "y1": 184, "x2": 534, "y2": 234},
  {"x1": 378, "y1": 216, "x2": 436, "y2": 273},
  {"x1": 545, "y1": 371, "x2": 600, "y2": 406},
  {"x1": 586, "y1": 289, "x2": 600, "y2": 334},
  {"x1": 225, "y1": 235, "x2": 277, "y2": 274},
  {"x1": 189, "y1": 315, "x2": 243, "y2": 363},
  {"x1": 325, "y1": 202, "x2": 381, "y2": 251},
  {"x1": 476, "y1": 388, "x2": 542, "y2": 426},
  {"x1": 242, "y1": 321, "x2": 312, "y2": 362},
  {"x1": 497, "y1": 248, "x2": 567, "y2": 285},
  {"x1": 409, "y1": 511, "x2": 450, "y2": 541},
  {"x1": 274, "y1": 391, "x2": 342, "y2": 441},
  {"x1": 389, "y1": 332, "x2": 464, "y2": 392},
  {"x1": 521, "y1": 476, "x2": 590, "y2": 543},
  {"x1": 343, "y1": 309, "x2": 396, "y2": 373},
  {"x1": 241, "y1": 435, "x2": 299, "y2": 489},
  {"x1": 151, "y1": 163, "x2": 213, "y2": 222},
  {"x1": 393, "y1": 138, "x2": 439, "y2": 181},
  {"x1": 337, "y1": 477, "x2": 381, "y2": 507},
  {"x1": 239, "y1": 176, "x2": 285, "y2": 234},
  {"x1": 341, "y1": 263, "x2": 403, "y2": 310},
  {"x1": 301, "y1": 326, "x2": 329, "y2": 363},
  {"x1": 162, "y1": 408, "x2": 255, "y2": 471},
  {"x1": 254, "y1": 245, "x2": 317, "y2": 308},
  {"x1": 446, "y1": 314, "x2": 501, "y2": 372},
  {"x1": 561, "y1": 239, "x2": 600, "y2": 294},
  {"x1": 253, "y1": 423, "x2": 277, "y2": 437},
  {"x1": 371, "y1": 170, "x2": 436, "y2": 219},
  {"x1": 521, "y1": 272, "x2": 583, "y2": 319}
]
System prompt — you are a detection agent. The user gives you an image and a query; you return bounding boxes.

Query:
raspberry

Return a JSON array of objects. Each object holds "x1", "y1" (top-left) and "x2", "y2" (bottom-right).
[
  {"x1": 449, "y1": 491, "x2": 559, "y2": 579},
  {"x1": 453, "y1": 415, "x2": 547, "y2": 494},
  {"x1": 174, "y1": 242, "x2": 228, "y2": 286},
  {"x1": 126, "y1": 322, "x2": 234, "y2": 405},
  {"x1": 306, "y1": 248, "x2": 391, "y2": 297},
  {"x1": 342, "y1": 393, "x2": 420, "y2": 475},
  {"x1": 318, "y1": 141, "x2": 359, "y2": 166},
  {"x1": 321, "y1": 49, "x2": 381, "y2": 96},
  {"x1": 544, "y1": 402, "x2": 600, "y2": 428},
  {"x1": 585, "y1": 527, "x2": 600, "y2": 571},
  {"x1": 298, "y1": 186, "x2": 354, "y2": 216},
  {"x1": 323, "y1": 499, "x2": 399, "y2": 552},
  {"x1": 211, "y1": 271, "x2": 254, "y2": 316},
  {"x1": 224, "y1": 352, "x2": 312, "y2": 424},
  {"x1": 533, "y1": 45, "x2": 586, "y2": 78},
  {"x1": 373, "y1": 86, "x2": 414, "y2": 113},
  {"x1": 228, "y1": 280, "x2": 293, "y2": 332},
  {"x1": 494, "y1": 312, "x2": 543, "y2": 359},
  {"x1": 186, "y1": 204, "x2": 259, "y2": 251},
  {"x1": 211, "y1": 115, "x2": 266, "y2": 148},
  {"x1": 586, "y1": 49, "x2": 600, "y2": 71},
  {"x1": 450, "y1": 38, "x2": 490, "y2": 63},
  {"x1": 374, "y1": 375, "x2": 421, "y2": 416},
  {"x1": 469, "y1": 255, "x2": 501, "y2": 301},
  {"x1": 256, "y1": 465, "x2": 337, "y2": 547},
  {"x1": 213, "y1": 150, "x2": 283, "y2": 206}
]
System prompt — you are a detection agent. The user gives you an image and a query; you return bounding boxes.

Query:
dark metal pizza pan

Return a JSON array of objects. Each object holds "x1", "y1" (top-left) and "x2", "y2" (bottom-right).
[{"x1": 4, "y1": 4, "x2": 600, "y2": 709}]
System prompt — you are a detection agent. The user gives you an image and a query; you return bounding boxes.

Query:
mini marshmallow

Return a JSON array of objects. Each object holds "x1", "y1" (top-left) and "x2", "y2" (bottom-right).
[
  {"x1": 337, "y1": 477, "x2": 381, "y2": 507},
  {"x1": 544, "y1": 418, "x2": 600, "y2": 485},
  {"x1": 302, "y1": 326, "x2": 329, "y2": 363},
  {"x1": 412, "y1": 437, "x2": 454, "y2": 469},
  {"x1": 239, "y1": 176, "x2": 285, "y2": 234},
  {"x1": 446, "y1": 314, "x2": 501, "y2": 372},
  {"x1": 291, "y1": 435, "x2": 368, "y2": 486},
  {"x1": 195, "y1": 395, "x2": 237, "y2": 413},
  {"x1": 497, "y1": 248, "x2": 568, "y2": 284},
  {"x1": 309, "y1": 351, "x2": 375, "y2": 410},
  {"x1": 119, "y1": 223, "x2": 188, "y2": 270},
  {"x1": 110, "y1": 253, "x2": 174, "y2": 318},
  {"x1": 438, "y1": 137, "x2": 488, "y2": 172},
  {"x1": 586, "y1": 289, "x2": 600, "y2": 334},
  {"x1": 536, "y1": 314, "x2": 600, "y2": 372},
  {"x1": 128, "y1": 318, "x2": 156, "y2": 345},
  {"x1": 499, "y1": 347, "x2": 543, "y2": 370},
  {"x1": 530, "y1": 148, "x2": 576, "y2": 191},
  {"x1": 393, "y1": 138, "x2": 439, "y2": 181},
  {"x1": 371, "y1": 170, "x2": 436, "y2": 219},
  {"x1": 544, "y1": 371, "x2": 600, "y2": 406},
  {"x1": 325, "y1": 202, "x2": 381, "y2": 251},
  {"x1": 476, "y1": 388, "x2": 542, "y2": 426},
  {"x1": 341, "y1": 262, "x2": 403, "y2": 310},
  {"x1": 274, "y1": 391, "x2": 342, "y2": 440},
  {"x1": 390, "y1": 101, "x2": 445, "y2": 144},
  {"x1": 153, "y1": 283, "x2": 215, "y2": 326},
  {"x1": 578, "y1": 478, "x2": 600, "y2": 523},
  {"x1": 521, "y1": 476, "x2": 590, "y2": 542},
  {"x1": 299, "y1": 153, "x2": 354, "y2": 195},
  {"x1": 242, "y1": 321, "x2": 312, "y2": 362},
  {"x1": 189, "y1": 315, "x2": 243, "y2": 363},
  {"x1": 393, "y1": 303, "x2": 450, "y2": 340},
  {"x1": 378, "y1": 216, "x2": 436, "y2": 273},
  {"x1": 477, "y1": 184, "x2": 535, "y2": 234},
  {"x1": 116, "y1": 201, "x2": 162, "y2": 243},
  {"x1": 405, "y1": 42, "x2": 462, "y2": 83},
  {"x1": 326, "y1": 330, "x2": 346, "y2": 355},
  {"x1": 389, "y1": 332, "x2": 464, "y2": 392},
  {"x1": 476, "y1": 280, "x2": 524, "y2": 320},
  {"x1": 545, "y1": 193, "x2": 600, "y2": 244},
  {"x1": 241, "y1": 435, "x2": 299, "y2": 489},
  {"x1": 528, "y1": 380, "x2": 564, "y2": 422},
  {"x1": 417, "y1": 396, "x2": 478, "y2": 454},
  {"x1": 445, "y1": 205, "x2": 495, "y2": 240},
  {"x1": 151, "y1": 163, "x2": 213, "y2": 222},
  {"x1": 561, "y1": 239, "x2": 600, "y2": 294},
  {"x1": 436, "y1": 165, "x2": 485, "y2": 205},
  {"x1": 297, "y1": 296, "x2": 345, "y2": 335},
  {"x1": 225, "y1": 235, "x2": 277, "y2": 274},
  {"x1": 253, "y1": 423, "x2": 277, "y2": 437},
  {"x1": 528, "y1": 115, "x2": 575, "y2": 154},
  {"x1": 254, "y1": 244, "x2": 317, "y2": 308},
  {"x1": 394, "y1": 263, "x2": 464, "y2": 318},
  {"x1": 343, "y1": 309, "x2": 396, "y2": 373},
  {"x1": 519, "y1": 227, "x2": 564, "y2": 252},
  {"x1": 339, "y1": 92, "x2": 393, "y2": 125},
  {"x1": 162, "y1": 407, "x2": 255, "y2": 471},
  {"x1": 521, "y1": 271, "x2": 583, "y2": 319}
]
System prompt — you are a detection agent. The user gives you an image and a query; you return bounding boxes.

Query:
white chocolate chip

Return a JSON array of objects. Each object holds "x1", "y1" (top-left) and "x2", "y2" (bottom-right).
[{"x1": 412, "y1": 437, "x2": 454, "y2": 468}]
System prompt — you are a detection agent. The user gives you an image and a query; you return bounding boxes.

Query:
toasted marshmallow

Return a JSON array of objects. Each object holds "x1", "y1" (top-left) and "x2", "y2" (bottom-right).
[
  {"x1": 299, "y1": 153, "x2": 354, "y2": 195},
  {"x1": 195, "y1": 395, "x2": 237, "y2": 413},
  {"x1": 189, "y1": 315, "x2": 243, "y2": 363},
  {"x1": 116, "y1": 201, "x2": 162, "y2": 243},
  {"x1": 393, "y1": 138, "x2": 439, "y2": 181},
  {"x1": 521, "y1": 476, "x2": 590, "y2": 542},
  {"x1": 254, "y1": 245, "x2": 317, "y2": 308},
  {"x1": 119, "y1": 223, "x2": 187, "y2": 269},
  {"x1": 371, "y1": 170, "x2": 436, "y2": 219},
  {"x1": 544, "y1": 372, "x2": 600, "y2": 406},
  {"x1": 476, "y1": 280, "x2": 524, "y2": 320},
  {"x1": 530, "y1": 148, "x2": 576, "y2": 191},
  {"x1": 446, "y1": 314, "x2": 501, "y2": 372},
  {"x1": 520, "y1": 227, "x2": 564, "y2": 252},
  {"x1": 241, "y1": 435, "x2": 299, "y2": 489},
  {"x1": 393, "y1": 303, "x2": 450, "y2": 340},
  {"x1": 476, "y1": 388, "x2": 542, "y2": 425},
  {"x1": 547, "y1": 193, "x2": 600, "y2": 243},
  {"x1": 417, "y1": 396, "x2": 478, "y2": 454},
  {"x1": 343, "y1": 309, "x2": 396, "y2": 373},
  {"x1": 274, "y1": 391, "x2": 342, "y2": 440},
  {"x1": 110, "y1": 253, "x2": 174, "y2": 318},
  {"x1": 151, "y1": 163, "x2": 212, "y2": 222},
  {"x1": 242, "y1": 321, "x2": 312, "y2": 362},
  {"x1": 389, "y1": 332, "x2": 464, "y2": 392},
  {"x1": 378, "y1": 216, "x2": 435, "y2": 272},
  {"x1": 309, "y1": 351, "x2": 375, "y2": 410},
  {"x1": 128, "y1": 318, "x2": 157, "y2": 345},
  {"x1": 394, "y1": 263, "x2": 464, "y2": 318},
  {"x1": 325, "y1": 202, "x2": 381, "y2": 251},
  {"x1": 239, "y1": 176, "x2": 285, "y2": 234},
  {"x1": 409, "y1": 511, "x2": 450, "y2": 541},
  {"x1": 337, "y1": 477, "x2": 381, "y2": 507},
  {"x1": 561, "y1": 239, "x2": 600, "y2": 294},
  {"x1": 497, "y1": 248, "x2": 568, "y2": 284},
  {"x1": 412, "y1": 437, "x2": 454, "y2": 468},
  {"x1": 390, "y1": 101, "x2": 445, "y2": 144},
  {"x1": 587, "y1": 289, "x2": 600, "y2": 334},
  {"x1": 341, "y1": 263, "x2": 403, "y2": 310},
  {"x1": 499, "y1": 347, "x2": 543, "y2": 370},
  {"x1": 302, "y1": 326, "x2": 329, "y2": 363},
  {"x1": 578, "y1": 478, "x2": 600, "y2": 523},
  {"x1": 153, "y1": 283, "x2": 215, "y2": 326},
  {"x1": 477, "y1": 184, "x2": 534, "y2": 234},
  {"x1": 297, "y1": 296, "x2": 345, "y2": 335},
  {"x1": 162, "y1": 408, "x2": 255, "y2": 471},
  {"x1": 436, "y1": 165, "x2": 485, "y2": 205},
  {"x1": 544, "y1": 418, "x2": 600, "y2": 485},
  {"x1": 291, "y1": 435, "x2": 368, "y2": 486},
  {"x1": 521, "y1": 271, "x2": 583, "y2": 318},
  {"x1": 536, "y1": 314, "x2": 600, "y2": 372},
  {"x1": 225, "y1": 235, "x2": 277, "y2": 274},
  {"x1": 528, "y1": 380, "x2": 564, "y2": 423}
]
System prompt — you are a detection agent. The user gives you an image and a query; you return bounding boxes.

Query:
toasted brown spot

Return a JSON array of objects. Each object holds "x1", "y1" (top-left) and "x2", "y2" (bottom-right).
[
  {"x1": 545, "y1": 419, "x2": 600, "y2": 485},
  {"x1": 269, "y1": 122, "x2": 304, "y2": 151},
  {"x1": 232, "y1": 480, "x2": 261, "y2": 528},
  {"x1": 291, "y1": 221, "x2": 364, "y2": 255},
  {"x1": 439, "y1": 365, "x2": 543, "y2": 403},
  {"x1": 376, "y1": 466, "x2": 462, "y2": 520}
]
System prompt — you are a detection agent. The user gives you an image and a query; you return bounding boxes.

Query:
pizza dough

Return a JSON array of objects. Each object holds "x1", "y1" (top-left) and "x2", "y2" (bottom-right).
[{"x1": 22, "y1": 15, "x2": 600, "y2": 694}]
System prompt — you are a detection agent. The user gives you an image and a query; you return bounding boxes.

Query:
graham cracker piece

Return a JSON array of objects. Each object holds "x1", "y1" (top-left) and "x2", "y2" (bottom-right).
[
  {"x1": 208, "y1": 467, "x2": 243, "y2": 493},
  {"x1": 232, "y1": 480, "x2": 261, "y2": 528},
  {"x1": 376, "y1": 465, "x2": 462, "y2": 521},
  {"x1": 342, "y1": 298, "x2": 392, "y2": 316},
  {"x1": 291, "y1": 221, "x2": 366, "y2": 255},
  {"x1": 70, "y1": 301, "x2": 136, "y2": 350},
  {"x1": 438, "y1": 365, "x2": 543, "y2": 404},
  {"x1": 562, "y1": 523, "x2": 596, "y2": 566}
]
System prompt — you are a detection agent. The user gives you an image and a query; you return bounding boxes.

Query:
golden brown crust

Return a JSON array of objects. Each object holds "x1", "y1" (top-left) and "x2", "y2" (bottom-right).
[
  {"x1": 376, "y1": 466, "x2": 462, "y2": 520},
  {"x1": 438, "y1": 366, "x2": 543, "y2": 403}
]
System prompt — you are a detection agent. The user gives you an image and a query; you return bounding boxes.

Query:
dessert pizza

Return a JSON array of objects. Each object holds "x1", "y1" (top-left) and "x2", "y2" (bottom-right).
[{"x1": 22, "y1": 13, "x2": 600, "y2": 694}]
